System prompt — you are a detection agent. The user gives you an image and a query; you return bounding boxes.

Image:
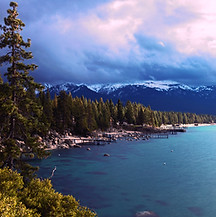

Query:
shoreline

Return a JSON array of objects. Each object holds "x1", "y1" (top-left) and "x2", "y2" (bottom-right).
[
  {"x1": 44, "y1": 130, "x2": 146, "y2": 151},
  {"x1": 160, "y1": 123, "x2": 215, "y2": 129},
  {"x1": 43, "y1": 123, "x2": 215, "y2": 151}
]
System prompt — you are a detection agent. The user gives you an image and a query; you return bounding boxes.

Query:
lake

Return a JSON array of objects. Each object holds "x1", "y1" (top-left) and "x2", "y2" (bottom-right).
[{"x1": 34, "y1": 125, "x2": 216, "y2": 217}]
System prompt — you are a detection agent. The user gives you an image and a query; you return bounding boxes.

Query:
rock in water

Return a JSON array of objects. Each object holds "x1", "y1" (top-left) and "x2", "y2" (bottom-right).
[
  {"x1": 104, "y1": 153, "x2": 110, "y2": 157},
  {"x1": 135, "y1": 211, "x2": 160, "y2": 217}
]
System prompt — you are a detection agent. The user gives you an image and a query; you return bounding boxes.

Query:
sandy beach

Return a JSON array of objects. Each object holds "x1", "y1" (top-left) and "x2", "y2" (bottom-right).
[{"x1": 160, "y1": 123, "x2": 215, "y2": 129}]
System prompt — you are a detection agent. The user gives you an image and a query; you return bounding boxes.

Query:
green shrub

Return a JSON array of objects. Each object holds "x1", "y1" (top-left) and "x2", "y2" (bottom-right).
[{"x1": 0, "y1": 168, "x2": 96, "y2": 217}]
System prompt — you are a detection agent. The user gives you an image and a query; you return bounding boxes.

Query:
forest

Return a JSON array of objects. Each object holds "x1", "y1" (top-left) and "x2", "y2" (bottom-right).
[{"x1": 39, "y1": 89, "x2": 216, "y2": 136}]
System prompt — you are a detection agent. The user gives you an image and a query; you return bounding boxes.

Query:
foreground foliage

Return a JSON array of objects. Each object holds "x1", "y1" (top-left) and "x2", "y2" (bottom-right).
[{"x1": 0, "y1": 168, "x2": 96, "y2": 217}]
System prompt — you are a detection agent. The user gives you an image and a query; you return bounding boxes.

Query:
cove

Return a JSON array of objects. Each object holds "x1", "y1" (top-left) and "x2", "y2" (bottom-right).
[{"x1": 33, "y1": 126, "x2": 216, "y2": 217}]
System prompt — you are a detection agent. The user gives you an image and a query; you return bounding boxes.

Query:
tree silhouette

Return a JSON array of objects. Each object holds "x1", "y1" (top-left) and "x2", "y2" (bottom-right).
[{"x1": 0, "y1": 2, "x2": 49, "y2": 179}]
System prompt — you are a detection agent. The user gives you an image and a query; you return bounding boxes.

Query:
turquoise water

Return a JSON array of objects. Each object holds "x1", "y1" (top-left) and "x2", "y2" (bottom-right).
[{"x1": 34, "y1": 126, "x2": 216, "y2": 217}]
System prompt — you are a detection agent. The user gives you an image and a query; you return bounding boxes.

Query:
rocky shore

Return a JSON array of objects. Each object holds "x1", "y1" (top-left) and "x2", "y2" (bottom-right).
[
  {"x1": 42, "y1": 125, "x2": 189, "y2": 150},
  {"x1": 42, "y1": 129, "x2": 145, "y2": 150}
]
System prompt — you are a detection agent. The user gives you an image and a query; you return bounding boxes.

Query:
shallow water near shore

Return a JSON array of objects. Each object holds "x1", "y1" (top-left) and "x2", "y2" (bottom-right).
[{"x1": 34, "y1": 126, "x2": 216, "y2": 217}]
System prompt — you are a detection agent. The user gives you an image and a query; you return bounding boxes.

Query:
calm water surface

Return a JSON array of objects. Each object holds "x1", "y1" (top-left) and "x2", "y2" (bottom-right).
[{"x1": 34, "y1": 126, "x2": 216, "y2": 217}]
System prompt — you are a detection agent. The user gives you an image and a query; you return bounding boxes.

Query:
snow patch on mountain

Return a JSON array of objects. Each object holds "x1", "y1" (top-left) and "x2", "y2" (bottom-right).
[
  {"x1": 176, "y1": 84, "x2": 193, "y2": 91},
  {"x1": 194, "y1": 86, "x2": 213, "y2": 92},
  {"x1": 88, "y1": 80, "x2": 188, "y2": 93},
  {"x1": 43, "y1": 83, "x2": 53, "y2": 89},
  {"x1": 139, "y1": 80, "x2": 178, "y2": 91},
  {"x1": 89, "y1": 83, "x2": 128, "y2": 93},
  {"x1": 44, "y1": 80, "x2": 215, "y2": 96},
  {"x1": 88, "y1": 84, "x2": 104, "y2": 92},
  {"x1": 73, "y1": 87, "x2": 80, "y2": 93}
]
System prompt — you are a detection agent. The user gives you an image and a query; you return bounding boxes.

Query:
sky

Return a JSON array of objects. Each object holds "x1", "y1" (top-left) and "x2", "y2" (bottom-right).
[{"x1": 1, "y1": 0, "x2": 216, "y2": 85}]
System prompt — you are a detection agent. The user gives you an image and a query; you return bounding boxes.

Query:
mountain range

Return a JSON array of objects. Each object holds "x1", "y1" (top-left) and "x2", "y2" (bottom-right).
[{"x1": 44, "y1": 81, "x2": 216, "y2": 115}]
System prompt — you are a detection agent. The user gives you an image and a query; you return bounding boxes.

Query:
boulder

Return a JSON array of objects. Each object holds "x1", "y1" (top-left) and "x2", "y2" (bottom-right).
[{"x1": 104, "y1": 153, "x2": 110, "y2": 157}]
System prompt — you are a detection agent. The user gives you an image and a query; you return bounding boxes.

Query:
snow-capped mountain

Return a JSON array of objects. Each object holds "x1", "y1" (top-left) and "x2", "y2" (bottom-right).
[{"x1": 44, "y1": 81, "x2": 216, "y2": 115}]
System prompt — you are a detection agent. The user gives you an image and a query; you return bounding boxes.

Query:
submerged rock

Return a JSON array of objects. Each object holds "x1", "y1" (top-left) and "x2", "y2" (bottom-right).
[
  {"x1": 135, "y1": 211, "x2": 160, "y2": 217},
  {"x1": 187, "y1": 206, "x2": 203, "y2": 216},
  {"x1": 104, "y1": 153, "x2": 110, "y2": 157}
]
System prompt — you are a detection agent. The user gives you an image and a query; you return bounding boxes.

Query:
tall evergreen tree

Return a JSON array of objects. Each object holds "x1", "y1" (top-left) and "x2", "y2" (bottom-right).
[
  {"x1": 38, "y1": 90, "x2": 53, "y2": 134},
  {"x1": 125, "y1": 100, "x2": 135, "y2": 124},
  {"x1": 137, "y1": 107, "x2": 145, "y2": 125},
  {"x1": 56, "y1": 91, "x2": 73, "y2": 131},
  {"x1": 97, "y1": 99, "x2": 110, "y2": 130},
  {"x1": 143, "y1": 106, "x2": 152, "y2": 125},
  {"x1": 0, "y1": 2, "x2": 49, "y2": 178},
  {"x1": 156, "y1": 111, "x2": 163, "y2": 126},
  {"x1": 73, "y1": 97, "x2": 88, "y2": 135},
  {"x1": 108, "y1": 99, "x2": 117, "y2": 125},
  {"x1": 177, "y1": 112, "x2": 183, "y2": 124},
  {"x1": 117, "y1": 99, "x2": 124, "y2": 124},
  {"x1": 86, "y1": 99, "x2": 97, "y2": 132}
]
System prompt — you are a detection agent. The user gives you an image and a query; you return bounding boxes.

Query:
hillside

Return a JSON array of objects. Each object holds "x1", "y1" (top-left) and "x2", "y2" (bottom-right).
[{"x1": 44, "y1": 81, "x2": 216, "y2": 114}]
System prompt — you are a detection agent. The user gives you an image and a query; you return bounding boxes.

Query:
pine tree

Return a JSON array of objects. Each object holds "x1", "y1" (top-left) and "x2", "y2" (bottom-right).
[
  {"x1": 38, "y1": 90, "x2": 53, "y2": 134},
  {"x1": 44, "y1": 90, "x2": 53, "y2": 125},
  {"x1": 97, "y1": 98, "x2": 110, "y2": 130},
  {"x1": 177, "y1": 112, "x2": 183, "y2": 124},
  {"x1": 86, "y1": 99, "x2": 97, "y2": 132},
  {"x1": 156, "y1": 111, "x2": 162, "y2": 127},
  {"x1": 137, "y1": 107, "x2": 145, "y2": 125},
  {"x1": 117, "y1": 99, "x2": 124, "y2": 124},
  {"x1": 73, "y1": 97, "x2": 88, "y2": 135},
  {"x1": 56, "y1": 91, "x2": 73, "y2": 132},
  {"x1": 143, "y1": 106, "x2": 152, "y2": 125},
  {"x1": 162, "y1": 112, "x2": 169, "y2": 125},
  {"x1": 0, "y1": 2, "x2": 49, "y2": 178},
  {"x1": 108, "y1": 99, "x2": 117, "y2": 125},
  {"x1": 125, "y1": 100, "x2": 135, "y2": 124}
]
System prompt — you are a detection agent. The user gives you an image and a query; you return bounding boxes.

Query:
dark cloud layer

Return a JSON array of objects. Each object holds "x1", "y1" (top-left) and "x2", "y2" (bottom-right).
[{"x1": 1, "y1": 0, "x2": 216, "y2": 85}]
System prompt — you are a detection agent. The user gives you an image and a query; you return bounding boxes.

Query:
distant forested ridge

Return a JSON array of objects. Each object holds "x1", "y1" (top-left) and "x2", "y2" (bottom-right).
[
  {"x1": 45, "y1": 82, "x2": 216, "y2": 115},
  {"x1": 39, "y1": 90, "x2": 216, "y2": 135}
]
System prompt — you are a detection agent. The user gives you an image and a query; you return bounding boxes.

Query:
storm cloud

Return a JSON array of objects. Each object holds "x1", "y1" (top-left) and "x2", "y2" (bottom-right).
[{"x1": 1, "y1": 0, "x2": 216, "y2": 85}]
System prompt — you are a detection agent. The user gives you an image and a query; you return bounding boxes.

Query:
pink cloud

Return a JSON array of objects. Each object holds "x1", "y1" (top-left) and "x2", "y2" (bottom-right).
[
  {"x1": 20, "y1": 0, "x2": 216, "y2": 83},
  {"x1": 77, "y1": 0, "x2": 216, "y2": 57}
]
